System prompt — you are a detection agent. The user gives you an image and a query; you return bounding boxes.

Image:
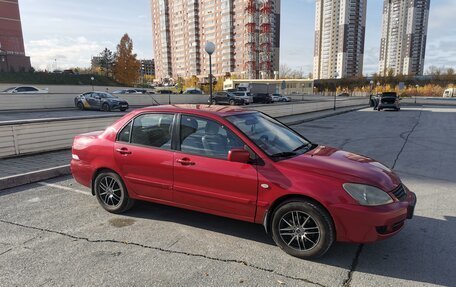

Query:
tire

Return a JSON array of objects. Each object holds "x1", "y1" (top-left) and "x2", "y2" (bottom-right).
[
  {"x1": 102, "y1": 103, "x2": 111, "y2": 112},
  {"x1": 120, "y1": 108, "x2": 127, "y2": 112},
  {"x1": 229, "y1": 99, "x2": 235, "y2": 105},
  {"x1": 211, "y1": 100, "x2": 217, "y2": 105},
  {"x1": 94, "y1": 171, "x2": 135, "y2": 214},
  {"x1": 271, "y1": 200, "x2": 334, "y2": 259},
  {"x1": 77, "y1": 102, "x2": 84, "y2": 110}
]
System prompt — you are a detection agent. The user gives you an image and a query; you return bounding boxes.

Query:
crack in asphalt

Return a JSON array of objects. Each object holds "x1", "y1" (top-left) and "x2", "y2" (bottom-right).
[
  {"x1": 341, "y1": 244, "x2": 364, "y2": 287},
  {"x1": 0, "y1": 248, "x2": 12, "y2": 257},
  {"x1": 392, "y1": 108, "x2": 423, "y2": 169},
  {"x1": 0, "y1": 219, "x2": 327, "y2": 287}
]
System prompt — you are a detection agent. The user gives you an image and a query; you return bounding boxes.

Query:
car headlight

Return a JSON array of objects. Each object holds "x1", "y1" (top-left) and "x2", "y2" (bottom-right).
[{"x1": 343, "y1": 183, "x2": 393, "y2": 206}]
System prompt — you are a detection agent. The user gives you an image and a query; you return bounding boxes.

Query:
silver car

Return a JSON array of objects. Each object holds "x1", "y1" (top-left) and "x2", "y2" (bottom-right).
[
  {"x1": 232, "y1": 91, "x2": 253, "y2": 104},
  {"x1": 1, "y1": 86, "x2": 48, "y2": 94}
]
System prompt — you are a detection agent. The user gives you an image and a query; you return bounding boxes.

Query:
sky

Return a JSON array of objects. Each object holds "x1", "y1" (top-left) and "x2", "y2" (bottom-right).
[{"x1": 19, "y1": 0, "x2": 456, "y2": 76}]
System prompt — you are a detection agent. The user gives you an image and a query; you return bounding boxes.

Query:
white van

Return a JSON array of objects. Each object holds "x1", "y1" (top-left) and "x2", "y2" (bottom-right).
[{"x1": 443, "y1": 88, "x2": 456, "y2": 98}]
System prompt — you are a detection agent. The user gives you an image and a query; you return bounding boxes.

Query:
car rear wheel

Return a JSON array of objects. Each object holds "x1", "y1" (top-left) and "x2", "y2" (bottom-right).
[
  {"x1": 94, "y1": 172, "x2": 135, "y2": 214},
  {"x1": 211, "y1": 99, "x2": 217, "y2": 105},
  {"x1": 271, "y1": 201, "x2": 334, "y2": 259},
  {"x1": 102, "y1": 103, "x2": 111, "y2": 112},
  {"x1": 229, "y1": 99, "x2": 235, "y2": 105},
  {"x1": 77, "y1": 102, "x2": 84, "y2": 110}
]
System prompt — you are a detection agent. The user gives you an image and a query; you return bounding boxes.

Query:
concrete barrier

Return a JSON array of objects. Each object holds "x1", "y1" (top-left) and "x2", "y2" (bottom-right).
[
  {"x1": 0, "y1": 93, "x2": 210, "y2": 111},
  {"x1": 0, "y1": 98, "x2": 368, "y2": 158}
]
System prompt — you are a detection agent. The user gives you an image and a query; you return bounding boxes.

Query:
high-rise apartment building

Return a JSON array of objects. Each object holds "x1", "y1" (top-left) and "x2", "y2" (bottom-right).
[
  {"x1": 379, "y1": 0, "x2": 430, "y2": 76},
  {"x1": 0, "y1": 0, "x2": 31, "y2": 72},
  {"x1": 313, "y1": 0, "x2": 367, "y2": 80},
  {"x1": 151, "y1": 0, "x2": 281, "y2": 81}
]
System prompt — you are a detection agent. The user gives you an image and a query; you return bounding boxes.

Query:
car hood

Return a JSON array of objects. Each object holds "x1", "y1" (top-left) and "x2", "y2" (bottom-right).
[{"x1": 278, "y1": 145, "x2": 401, "y2": 192}]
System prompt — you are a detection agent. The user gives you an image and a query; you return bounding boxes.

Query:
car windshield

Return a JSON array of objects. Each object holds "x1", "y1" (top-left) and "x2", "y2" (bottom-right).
[
  {"x1": 1, "y1": 87, "x2": 16, "y2": 93},
  {"x1": 382, "y1": 92, "x2": 397, "y2": 97},
  {"x1": 226, "y1": 112, "x2": 314, "y2": 160}
]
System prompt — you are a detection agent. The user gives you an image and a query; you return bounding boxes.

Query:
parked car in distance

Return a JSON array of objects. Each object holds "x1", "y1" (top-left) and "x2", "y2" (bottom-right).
[
  {"x1": 271, "y1": 94, "x2": 281, "y2": 102},
  {"x1": 209, "y1": 91, "x2": 245, "y2": 105},
  {"x1": 337, "y1": 93, "x2": 350, "y2": 97},
  {"x1": 71, "y1": 105, "x2": 416, "y2": 259},
  {"x1": 74, "y1": 91, "x2": 129, "y2": 112},
  {"x1": 1, "y1": 86, "x2": 48, "y2": 94},
  {"x1": 158, "y1": 89, "x2": 173, "y2": 94},
  {"x1": 273, "y1": 94, "x2": 291, "y2": 102},
  {"x1": 443, "y1": 88, "x2": 456, "y2": 98},
  {"x1": 252, "y1": 93, "x2": 273, "y2": 104},
  {"x1": 377, "y1": 92, "x2": 400, "y2": 111},
  {"x1": 112, "y1": 89, "x2": 142, "y2": 95},
  {"x1": 184, "y1": 88, "x2": 204, "y2": 94},
  {"x1": 232, "y1": 91, "x2": 253, "y2": 104}
]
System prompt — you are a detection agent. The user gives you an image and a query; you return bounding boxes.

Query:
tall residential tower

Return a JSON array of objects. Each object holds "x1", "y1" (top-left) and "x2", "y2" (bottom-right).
[
  {"x1": 151, "y1": 0, "x2": 281, "y2": 81},
  {"x1": 379, "y1": 0, "x2": 430, "y2": 76},
  {"x1": 313, "y1": 0, "x2": 367, "y2": 79},
  {"x1": 0, "y1": 0, "x2": 31, "y2": 72}
]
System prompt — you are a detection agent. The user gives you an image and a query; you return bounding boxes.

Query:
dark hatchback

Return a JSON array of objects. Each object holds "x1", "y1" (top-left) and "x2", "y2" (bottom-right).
[
  {"x1": 74, "y1": 92, "x2": 129, "y2": 112},
  {"x1": 253, "y1": 93, "x2": 273, "y2": 104},
  {"x1": 209, "y1": 91, "x2": 245, "y2": 105},
  {"x1": 376, "y1": 92, "x2": 400, "y2": 111}
]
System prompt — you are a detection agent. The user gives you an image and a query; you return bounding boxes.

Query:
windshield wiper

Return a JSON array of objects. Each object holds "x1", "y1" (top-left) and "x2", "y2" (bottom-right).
[
  {"x1": 292, "y1": 143, "x2": 312, "y2": 152},
  {"x1": 270, "y1": 151, "x2": 297, "y2": 158}
]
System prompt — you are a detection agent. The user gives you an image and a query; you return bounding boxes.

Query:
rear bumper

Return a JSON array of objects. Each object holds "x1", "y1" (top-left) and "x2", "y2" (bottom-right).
[
  {"x1": 70, "y1": 159, "x2": 93, "y2": 188},
  {"x1": 330, "y1": 191, "x2": 416, "y2": 243}
]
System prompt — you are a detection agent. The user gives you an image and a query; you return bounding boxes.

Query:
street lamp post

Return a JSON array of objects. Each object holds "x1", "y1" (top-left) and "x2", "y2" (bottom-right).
[
  {"x1": 333, "y1": 72, "x2": 339, "y2": 111},
  {"x1": 415, "y1": 84, "x2": 419, "y2": 104},
  {"x1": 91, "y1": 76, "x2": 95, "y2": 91},
  {"x1": 205, "y1": 42, "x2": 215, "y2": 104}
]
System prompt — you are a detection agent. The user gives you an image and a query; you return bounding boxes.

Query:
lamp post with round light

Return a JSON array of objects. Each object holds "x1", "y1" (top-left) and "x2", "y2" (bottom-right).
[
  {"x1": 333, "y1": 72, "x2": 339, "y2": 110},
  {"x1": 205, "y1": 42, "x2": 215, "y2": 104},
  {"x1": 91, "y1": 76, "x2": 95, "y2": 91}
]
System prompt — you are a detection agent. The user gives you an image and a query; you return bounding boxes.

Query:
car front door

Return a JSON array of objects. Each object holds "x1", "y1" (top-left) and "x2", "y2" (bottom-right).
[
  {"x1": 114, "y1": 113, "x2": 175, "y2": 202},
  {"x1": 173, "y1": 114, "x2": 258, "y2": 222}
]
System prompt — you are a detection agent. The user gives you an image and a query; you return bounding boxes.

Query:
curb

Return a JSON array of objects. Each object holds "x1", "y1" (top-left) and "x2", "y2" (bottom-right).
[
  {"x1": 0, "y1": 165, "x2": 71, "y2": 192},
  {"x1": 281, "y1": 105, "x2": 368, "y2": 126}
]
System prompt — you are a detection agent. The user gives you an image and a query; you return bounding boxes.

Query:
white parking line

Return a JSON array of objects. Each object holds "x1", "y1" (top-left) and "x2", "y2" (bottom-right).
[{"x1": 38, "y1": 182, "x2": 91, "y2": 196}]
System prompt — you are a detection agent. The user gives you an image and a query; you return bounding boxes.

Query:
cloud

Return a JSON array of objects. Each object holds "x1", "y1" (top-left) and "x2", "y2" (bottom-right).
[{"x1": 26, "y1": 37, "x2": 103, "y2": 70}]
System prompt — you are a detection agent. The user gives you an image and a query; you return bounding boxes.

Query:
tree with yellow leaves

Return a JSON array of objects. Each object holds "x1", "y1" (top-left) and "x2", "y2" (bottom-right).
[{"x1": 113, "y1": 34, "x2": 141, "y2": 86}]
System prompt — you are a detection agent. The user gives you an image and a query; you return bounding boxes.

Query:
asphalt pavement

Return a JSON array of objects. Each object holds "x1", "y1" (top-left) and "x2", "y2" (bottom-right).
[{"x1": 0, "y1": 106, "x2": 455, "y2": 286}]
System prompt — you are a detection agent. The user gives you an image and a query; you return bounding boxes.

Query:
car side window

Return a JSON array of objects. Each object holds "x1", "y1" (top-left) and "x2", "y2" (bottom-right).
[
  {"x1": 117, "y1": 121, "x2": 132, "y2": 142},
  {"x1": 180, "y1": 115, "x2": 245, "y2": 159},
  {"x1": 131, "y1": 114, "x2": 174, "y2": 149},
  {"x1": 16, "y1": 87, "x2": 27, "y2": 92}
]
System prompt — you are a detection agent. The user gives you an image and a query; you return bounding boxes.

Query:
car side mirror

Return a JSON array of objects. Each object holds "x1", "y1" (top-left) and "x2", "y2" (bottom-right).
[{"x1": 228, "y1": 149, "x2": 250, "y2": 163}]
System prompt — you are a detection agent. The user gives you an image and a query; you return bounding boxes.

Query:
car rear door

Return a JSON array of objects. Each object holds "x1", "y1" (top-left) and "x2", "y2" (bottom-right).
[
  {"x1": 114, "y1": 113, "x2": 175, "y2": 202},
  {"x1": 173, "y1": 114, "x2": 258, "y2": 222}
]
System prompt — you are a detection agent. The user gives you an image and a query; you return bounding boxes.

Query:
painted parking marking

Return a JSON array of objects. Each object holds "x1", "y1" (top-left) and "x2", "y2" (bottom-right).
[{"x1": 38, "y1": 182, "x2": 91, "y2": 196}]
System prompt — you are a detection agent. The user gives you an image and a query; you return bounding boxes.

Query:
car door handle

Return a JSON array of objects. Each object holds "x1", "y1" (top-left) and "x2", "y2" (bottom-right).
[
  {"x1": 177, "y1": 158, "x2": 195, "y2": 166},
  {"x1": 116, "y1": 148, "x2": 132, "y2": 155}
]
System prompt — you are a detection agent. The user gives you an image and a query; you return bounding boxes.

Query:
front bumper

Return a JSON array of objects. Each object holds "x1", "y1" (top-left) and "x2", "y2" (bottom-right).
[
  {"x1": 110, "y1": 102, "x2": 129, "y2": 110},
  {"x1": 330, "y1": 191, "x2": 416, "y2": 243}
]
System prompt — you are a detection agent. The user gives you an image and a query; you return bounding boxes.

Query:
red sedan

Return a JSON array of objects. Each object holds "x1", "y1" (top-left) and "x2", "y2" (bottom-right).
[{"x1": 71, "y1": 105, "x2": 416, "y2": 259}]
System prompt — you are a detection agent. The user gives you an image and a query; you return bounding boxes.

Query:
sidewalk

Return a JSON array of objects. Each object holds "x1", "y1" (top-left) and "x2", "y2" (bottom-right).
[{"x1": 0, "y1": 105, "x2": 367, "y2": 191}]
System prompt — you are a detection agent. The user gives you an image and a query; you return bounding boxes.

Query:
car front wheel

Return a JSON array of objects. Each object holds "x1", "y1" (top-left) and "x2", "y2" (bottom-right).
[
  {"x1": 77, "y1": 102, "x2": 84, "y2": 110},
  {"x1": 94, "y1": 172, "x2": 135, "y2": 214},
  {"x1": 271, "y1": 201, "x2": 334, "y2": 259},
  {"x1": 102, "y1": 103, "x2": 111, "y2": 112}
]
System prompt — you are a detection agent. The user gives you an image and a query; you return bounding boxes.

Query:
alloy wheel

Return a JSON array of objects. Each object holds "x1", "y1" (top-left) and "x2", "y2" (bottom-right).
[
  {"x1": 97, "y1": 175, "x2": 124, "y2": 207},
  {"x1": 278, "y1": 210, "x2": 321, "y2": 251}
]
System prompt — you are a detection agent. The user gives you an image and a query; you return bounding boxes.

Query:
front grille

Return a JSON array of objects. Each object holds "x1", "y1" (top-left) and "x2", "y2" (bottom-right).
[{"x1": 392, "y1": 184, "x2": 407, "y2": 201}]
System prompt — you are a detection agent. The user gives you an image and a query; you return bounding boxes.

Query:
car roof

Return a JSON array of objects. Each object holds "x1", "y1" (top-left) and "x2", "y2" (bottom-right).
[{"x1": 132, "y1": 104, "x2": 255, "y2": 117}]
